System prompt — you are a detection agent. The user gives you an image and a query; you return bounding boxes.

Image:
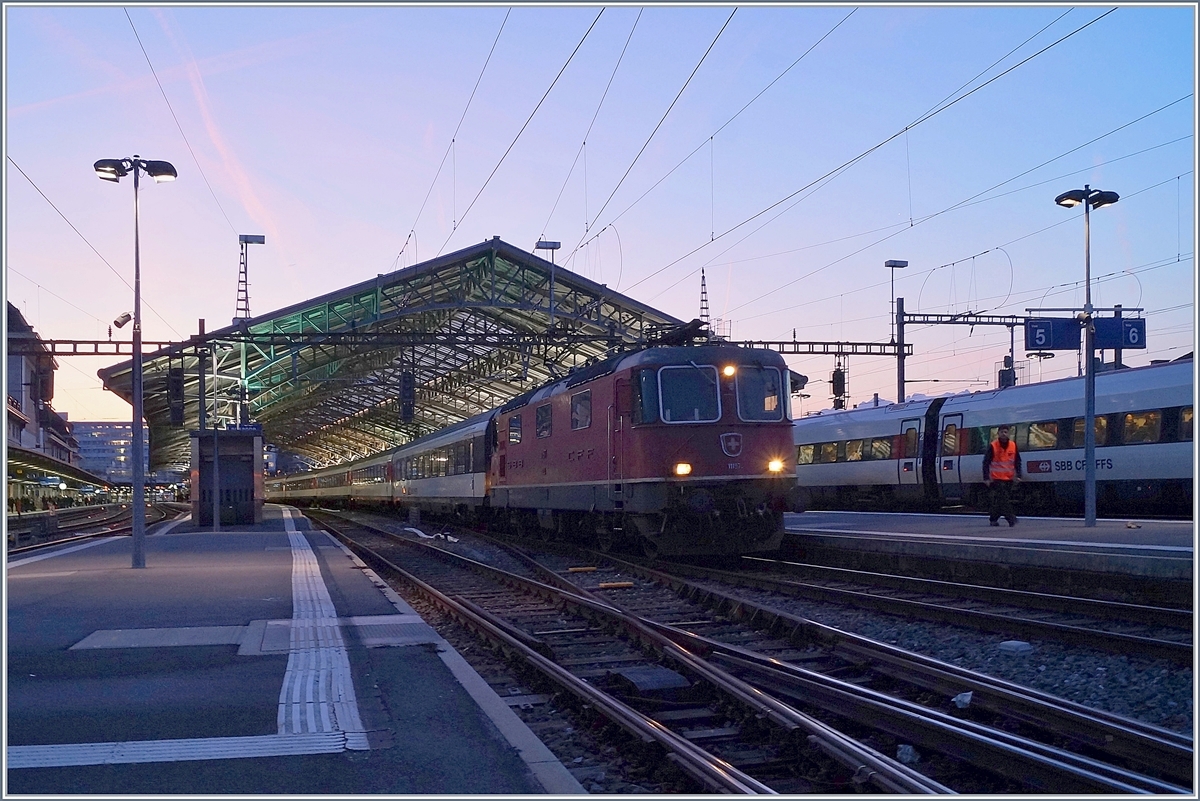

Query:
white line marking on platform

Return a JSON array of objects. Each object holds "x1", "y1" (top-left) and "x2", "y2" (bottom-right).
[
  {"x1": 278, "y1": 507, "x2": 368, "y2": 746},
  {"x1": 6, "y1": 537, "x2": 121, "y2": 569},
  {"x1": 6, "y1": 507, "x2": 372, "y2": 769},
  {"x1": 787, "y1": 526, "x2": 1193, "y2": 553},
  {"x1": 6, "y1": 732, "x2": 348, "y2": 768}
]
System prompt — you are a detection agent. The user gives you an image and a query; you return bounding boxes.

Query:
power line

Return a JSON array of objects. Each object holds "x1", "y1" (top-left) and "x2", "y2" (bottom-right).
[
  {"x1": 540, "y1": 9, "x2": 642, "y2": 243},
  {"x1": 438, "y1": 9, "x2": 605, "y2": 257},
  {"x1": 622, "y1": 8, "x2": 1122, "y2": 297},
  {"x1": 394, "y1": 8, "x2": 511, "y2": 269},
  {"x1": 7, "y1": 155, "x2": 183, "y2": 339},
  {"x1": 569, "y1": 8, "x2": 857, "y2": 262},
  {"x1": 565, "y1": 9, "x2": 737, "y2": 266},
  {"x1": 124, "y1": 8, "x2": 239, "y2": 237}
]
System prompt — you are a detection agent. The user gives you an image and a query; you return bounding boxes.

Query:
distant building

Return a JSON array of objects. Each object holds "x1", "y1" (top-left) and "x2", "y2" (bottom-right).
[
  {"x1": 7, "y1": 303, "x2": 101, "y2": 511},
  {"x1": 73, "y1": 421, "x2": 181, "y2": 486}
]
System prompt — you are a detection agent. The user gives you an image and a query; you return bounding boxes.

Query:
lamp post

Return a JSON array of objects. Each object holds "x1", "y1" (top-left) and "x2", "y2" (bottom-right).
[
  {"x1": 95, "y1": 156, "x2": 177, "y2": 567},
  {"x1": 1054, "y1": 185, "x2": 1119, "y2": 527}
]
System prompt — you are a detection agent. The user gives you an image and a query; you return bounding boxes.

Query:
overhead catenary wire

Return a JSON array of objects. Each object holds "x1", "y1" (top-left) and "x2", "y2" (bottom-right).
[
  {"x1": 564, "y1": 8, "x2": 738, "y2": 265},
  {"x1": 570, "y1": 8, "x2": 857, "y2": 261},
  {"x1": 437, "y1": 9, "x2": 606, "y2": 258},
  {"x1": 717, "y1": 98, "x2": 1191, "y2": 322},
  {"x1": 623, "y1": 8, "x2": 1122, "y2": 297},
  {"x1": 124, "y1": 8, "x2": 239, "y2": 238},
  {"x1": 539, "y1": 9, "x2": 642, "y2": 246}
]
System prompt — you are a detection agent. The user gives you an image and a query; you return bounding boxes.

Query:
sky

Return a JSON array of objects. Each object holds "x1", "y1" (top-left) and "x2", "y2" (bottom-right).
[{"x1": 5, "y1": 3, "x2": 1196, "y2": 426}]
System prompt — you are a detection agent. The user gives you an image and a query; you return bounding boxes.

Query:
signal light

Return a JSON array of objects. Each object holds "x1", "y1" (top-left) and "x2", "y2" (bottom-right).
[{"x1": 674, "y1": 462, "x2": 692, "y2": 476}]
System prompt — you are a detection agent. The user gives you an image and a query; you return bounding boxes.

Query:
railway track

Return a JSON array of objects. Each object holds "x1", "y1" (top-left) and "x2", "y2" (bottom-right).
[
  {"x1": 6, "y1": 505, "x2": 174, "y2": 555},
  {"x1": 663, "y1": 555, "x2": 1194, "y2": 664},
  {"x1": 305, "y1": 509, "x2": 1192, "y2": 794}
]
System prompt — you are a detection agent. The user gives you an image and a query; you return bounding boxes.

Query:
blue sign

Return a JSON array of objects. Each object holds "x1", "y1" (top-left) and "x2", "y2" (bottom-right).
[
  {"x1": 1093, "y1": 317, "x2": 1146, "y2": 349},
  {"x1": 1025, "y1": 318, "x2": 1081, "y2": 351}
]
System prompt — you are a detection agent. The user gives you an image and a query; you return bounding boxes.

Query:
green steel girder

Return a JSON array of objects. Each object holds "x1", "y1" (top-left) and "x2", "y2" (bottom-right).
[{"x1": 98, "y1": 238, "x2": 683, "y2": 473}]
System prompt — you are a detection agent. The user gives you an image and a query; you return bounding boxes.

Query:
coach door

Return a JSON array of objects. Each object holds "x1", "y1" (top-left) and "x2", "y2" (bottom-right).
[
  {"x1": 898, "y1": 418, "x2": 922, "y2": 486},
  {"x1": 937, "y1": 413, "x2": 964, "y2": 500}
]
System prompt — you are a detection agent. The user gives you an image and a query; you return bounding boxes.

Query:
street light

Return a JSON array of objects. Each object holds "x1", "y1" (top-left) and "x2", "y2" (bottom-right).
[
  {"x1": 94, "y1": 155, "x2": 177, "y2": 567},
  {"x1": 1055, "y1": 184, "x2": 1118, "y2": 527}
]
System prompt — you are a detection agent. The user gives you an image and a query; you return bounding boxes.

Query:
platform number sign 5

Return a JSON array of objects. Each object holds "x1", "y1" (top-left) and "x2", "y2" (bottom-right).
[{"x1": 1024, "y1": 318, "x2": 1081, "y2": 351}]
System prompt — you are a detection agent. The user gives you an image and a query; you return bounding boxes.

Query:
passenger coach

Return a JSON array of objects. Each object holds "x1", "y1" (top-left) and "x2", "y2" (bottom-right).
[{"x1": 794, "y1": 357, "x2": 1193, "y2": 516}]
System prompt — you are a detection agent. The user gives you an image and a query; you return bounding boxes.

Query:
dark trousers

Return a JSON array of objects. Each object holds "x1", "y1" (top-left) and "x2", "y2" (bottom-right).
[{"x1": 989, "y1": 480, "x2": 1016, "y2": 524}]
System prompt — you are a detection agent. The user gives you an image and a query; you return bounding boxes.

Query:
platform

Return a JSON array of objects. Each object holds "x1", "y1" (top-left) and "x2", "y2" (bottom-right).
[
  {"x1": 6, "y1": 504, "x2": 583, "y2": 795},
  {"x1": 784, "y1": 511, "x2": 1193, "y2": 577}
]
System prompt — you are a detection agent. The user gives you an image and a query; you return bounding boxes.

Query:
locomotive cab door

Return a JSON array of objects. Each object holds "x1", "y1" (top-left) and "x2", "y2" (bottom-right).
[
  {"x1": 898, "y1": 418, "x2": 922, "y2": 486},
  {"x1": 937, "y1": 413, "x2": 964, "y2": 500},
  {"x1": 609, "y1": 379, "x2": 630, "y2": 503}
]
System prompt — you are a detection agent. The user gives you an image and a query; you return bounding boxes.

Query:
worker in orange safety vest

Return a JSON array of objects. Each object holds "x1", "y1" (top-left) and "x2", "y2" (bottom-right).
[{"x1": 982, "y1": 424, "x2": 1022, "y2": 527}]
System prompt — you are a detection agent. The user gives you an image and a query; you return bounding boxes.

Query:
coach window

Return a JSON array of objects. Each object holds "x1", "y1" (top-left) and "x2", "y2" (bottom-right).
[
  {"x1": 509, "y1": 414, "x2": 522, "y2": 444},
  {"x1": 869, "y1": 437, "x2": 892, "y2": 460},
  {"x1": 536, "y1": 404, "x2": 553, "y2": 438},
  {"x1": 940, "y1": 424, "x2": 957, "y2": 457},
  {"x1": 659, "y1": 364, "x2": 720, "y2": 423},
  {"x1": 1071, "y1": 416, "x2": 1108, "y2": 447},
  {"x1": 1027, "y1": 421, "x2": 1058, "y2": 450},
  {"x1": 902, "y1": 428, "x2": 918, "y2": 459},
  {"x1": 736, "y1": 365, "x2": 784, "y2": 421},
  {"x1": 571, "y1": 390, "x2": 592, "y2": 430},
  {"x1": 634, "y1": 369, "x2": 659, "y2": 424},
  {"x1": 1122, "y1": 411, "x2": 1161, "y2": 444},
  {"x1": 1182, "y1": 406, "x2": 1193, "y2": 441},
  {"x1": 796, "y1": 444, "x2": 814, "y2": 465},
  {"x1": 845, "y1": 439, "x2": 863, "y2": 461},
  {"x1": 818, "y1": 442, "x2": 838, "y2": 463}
]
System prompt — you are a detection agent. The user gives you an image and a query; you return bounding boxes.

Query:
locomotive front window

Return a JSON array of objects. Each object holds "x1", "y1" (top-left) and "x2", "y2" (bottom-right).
[
  {"x1": 736, "y1": 365, "x2": 784, "y2": 422},
  {"x1": 634, "y1": 369, "x2": 659, "y2": 424},
  {"x1": 659, "y1": 365, "x2": 720, "y2": 423}
]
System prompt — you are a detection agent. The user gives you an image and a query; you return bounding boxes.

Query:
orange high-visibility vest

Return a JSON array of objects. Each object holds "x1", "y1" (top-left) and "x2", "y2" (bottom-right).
[{"x1": 989, "y1": 439, "x2": 1018, "y2": 481}]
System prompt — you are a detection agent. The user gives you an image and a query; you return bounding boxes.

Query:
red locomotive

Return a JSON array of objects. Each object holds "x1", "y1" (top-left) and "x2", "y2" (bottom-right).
[{"x1": 267, "y1": 342, "x2": 799, "y2": 557}]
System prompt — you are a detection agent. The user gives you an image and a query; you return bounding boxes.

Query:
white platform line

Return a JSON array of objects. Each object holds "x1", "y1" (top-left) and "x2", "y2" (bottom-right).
[
  {"x1": 278, "y1": 507, "x2": 367, "y2": 743},
  {"x1": 6, "y1": 537, "x2": 121, "y2": 569},
  {"x1": 6, "y1": 732, "x2": 347, "y2": 768},
  {"x1": 788, "y1": 526, "x2": 1194, "y2": 553}
]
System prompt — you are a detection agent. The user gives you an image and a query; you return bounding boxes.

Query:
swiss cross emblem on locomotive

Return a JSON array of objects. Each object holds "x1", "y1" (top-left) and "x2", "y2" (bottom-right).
[{"x1": 720, "y1": 432, "x2": 743, "y2": 457}]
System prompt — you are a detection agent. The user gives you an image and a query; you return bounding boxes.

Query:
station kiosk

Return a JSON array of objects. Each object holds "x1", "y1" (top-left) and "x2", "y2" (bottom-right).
[{"x1": 189, "y1": 428, "x2": 263, "y2": 526}]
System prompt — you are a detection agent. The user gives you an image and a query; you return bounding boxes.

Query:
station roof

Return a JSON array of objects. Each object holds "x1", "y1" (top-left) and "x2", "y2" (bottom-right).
[{"x1": 98, "y1": 238, "x2": 684, "y2": 473}]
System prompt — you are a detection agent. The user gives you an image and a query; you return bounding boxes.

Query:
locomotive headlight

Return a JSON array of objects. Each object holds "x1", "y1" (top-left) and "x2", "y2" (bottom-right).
[
  {"x1": 722, "y1": 365, "x2": 737, "y2": 377},
  {"x1": 674, "y1": 462, "x2": 693, "y2": 476},
  {"x1": 768, "y1": 459, "x2": 784, "y2": 473}
]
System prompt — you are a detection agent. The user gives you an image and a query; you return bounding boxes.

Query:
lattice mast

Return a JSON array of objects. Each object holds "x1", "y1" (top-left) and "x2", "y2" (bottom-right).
[
  {"x1": 235, "y1": 235, "x2": 265, "y2": 323},
  {"x1": 699, "y1": 267, "x2": 711, "y2": 336}
]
